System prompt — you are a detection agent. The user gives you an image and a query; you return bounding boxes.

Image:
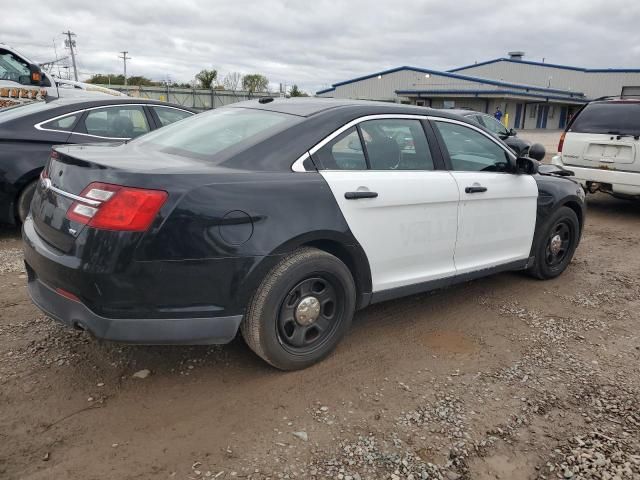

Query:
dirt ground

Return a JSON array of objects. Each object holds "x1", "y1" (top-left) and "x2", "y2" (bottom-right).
[{"x1": 1, "y1": 193, "x2": 639, "y2": 480}]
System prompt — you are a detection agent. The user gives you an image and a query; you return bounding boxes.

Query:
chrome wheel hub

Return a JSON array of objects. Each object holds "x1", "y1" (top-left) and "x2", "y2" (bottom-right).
[
  {"x1": 550, "y1": 234, "x2": 562, "y2": 255},
  {"x1": 295, "y1": 296, "x2": 321, "y2": 326}
]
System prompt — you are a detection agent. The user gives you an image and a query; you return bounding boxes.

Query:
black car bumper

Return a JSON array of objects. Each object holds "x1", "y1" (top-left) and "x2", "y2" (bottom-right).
[
  {"x1": 22, "y1": 217, "x2": 248, "y2": 344},
  {"x1": 27, "y1": 276, "x2": 242, "y2": 344}
]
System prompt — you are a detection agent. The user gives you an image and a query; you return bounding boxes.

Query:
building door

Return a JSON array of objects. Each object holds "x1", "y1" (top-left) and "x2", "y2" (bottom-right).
[
  {"x1": 514, "y1": 103, "x2": 523, "y2": 129},
  {"x1": 536, "y1": 105, "x2": 550, "y2": 129},
  {"x1": 559, "y1": 107, "x2": 568, "y2": 129}
]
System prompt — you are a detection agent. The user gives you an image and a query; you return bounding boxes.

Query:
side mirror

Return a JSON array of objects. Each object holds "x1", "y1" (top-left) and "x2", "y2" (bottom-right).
[
  {"x1": 516, "y1": 157, "x2": 539, "y2": 175},
  {"x1": 509, "y1": 128, "x2": 517, "y2": 136},
  {"x1": 528, "y1": 143, "x2": 546, "y2": 161},
  {"x1": 28, "y1": 64, "x2": 43, "y2": 86}
]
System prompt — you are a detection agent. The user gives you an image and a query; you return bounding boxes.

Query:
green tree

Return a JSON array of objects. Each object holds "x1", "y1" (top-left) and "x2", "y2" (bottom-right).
[
  {"x1": 86, "y1": 74, "x2": 156, "y2": 86},
  {"x1": 289, "y1": 84, "x2": 308, "y2": 97},
  {"x1": 242, "y1": 74, "x2": 269, "y2": 93},
  {"x1": 195, "y1": 68, "x2": 218, "y2": 89}
]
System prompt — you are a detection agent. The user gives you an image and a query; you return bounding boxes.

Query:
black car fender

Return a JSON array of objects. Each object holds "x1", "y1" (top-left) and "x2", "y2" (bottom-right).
[{"x1": 530, "y1": 175, "x2": 586, "y2": 257}]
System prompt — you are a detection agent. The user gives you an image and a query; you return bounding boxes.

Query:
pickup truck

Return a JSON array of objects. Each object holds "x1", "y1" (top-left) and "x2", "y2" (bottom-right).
[{"x1": 1, "y1": 43, "x2": 124, "y2": 107}]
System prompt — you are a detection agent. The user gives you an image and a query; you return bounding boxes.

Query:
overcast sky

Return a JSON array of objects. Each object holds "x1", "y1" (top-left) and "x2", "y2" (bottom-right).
[{"x1": 3, "y1": 0, "x2": 639, "y2": 93}]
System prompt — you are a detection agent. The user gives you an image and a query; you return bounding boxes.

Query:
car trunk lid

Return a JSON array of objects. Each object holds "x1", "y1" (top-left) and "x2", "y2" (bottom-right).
[{"x1": 30, "y1": 143, "x2": 220, "y2": 253}]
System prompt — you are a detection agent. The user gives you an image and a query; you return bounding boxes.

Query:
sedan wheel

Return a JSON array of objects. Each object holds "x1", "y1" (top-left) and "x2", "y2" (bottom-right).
[
  {"x1": 528, "y1": 206, "x2": 580, "y2": 280},
  {"x1": 242, "y1": 247, "x2": 356, "y2": 370}
]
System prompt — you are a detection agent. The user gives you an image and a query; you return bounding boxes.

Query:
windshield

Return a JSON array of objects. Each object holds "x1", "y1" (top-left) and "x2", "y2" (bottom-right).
[
  {"x1": 571, "y1": 102, "x2": 640, "y2": 135},
  {"x1": 480, "y1": 114, "x2": 509, "y2": 136},
  {"x1": 0, "y1": 49, "x2": 31, "y2": 83},
  {"x1": 0, "y1": 100, "x2": 58, "y2": 123},
  {"x1": 134, "y1": 107, "x2": 298, "y2": 159}
]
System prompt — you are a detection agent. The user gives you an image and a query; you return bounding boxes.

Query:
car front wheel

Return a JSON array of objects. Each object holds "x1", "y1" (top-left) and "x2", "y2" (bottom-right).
[
  {"x1": 528, "y1": 206, "x2": 580, "y2": 280},
  {"x1": 241, "y1": 247, "x2": 356, "y2": 370}
]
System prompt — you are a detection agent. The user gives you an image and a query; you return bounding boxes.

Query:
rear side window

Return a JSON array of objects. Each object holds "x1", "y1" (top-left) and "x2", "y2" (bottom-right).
[
  {"x1": 83, "y1": 106, "x2": 150, "y2": 139},
  {"x1": 314, "y1": 127, "x2": 367, "y2": 170},
  {"x1": 152, "y1": 106, "x2": 193, "y2": 127},
  {"x1": 571, "y1": 102, "x2": 640, "y2": 135},
  {"x1": 360, "y1": 119, "x2": 434, "y2": 170},
  {"x1": 41, "y1": 113, "x2": 79, "y2": 131}
]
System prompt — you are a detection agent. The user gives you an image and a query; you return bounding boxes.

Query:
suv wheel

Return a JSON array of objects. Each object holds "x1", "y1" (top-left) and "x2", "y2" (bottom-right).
[
  {"x1": 528, "y1": 206, "x2": 580, "y2": 280},
  {"x1": 241, "y1": 247, "x2": 356, "y2": 370}
]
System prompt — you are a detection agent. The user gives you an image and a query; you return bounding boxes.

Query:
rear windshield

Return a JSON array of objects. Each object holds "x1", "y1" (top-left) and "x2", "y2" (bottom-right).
[
  {"x1": 571, "y1": 102, "x2": 640, "y2": 135},
  {"x1": 133, "y1": 107, "x2": 298, "y2": 159}
]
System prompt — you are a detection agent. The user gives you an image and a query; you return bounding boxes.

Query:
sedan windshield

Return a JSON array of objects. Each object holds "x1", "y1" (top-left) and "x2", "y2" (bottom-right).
[{"x1": 134, "y1": 107, "x2": 298, "y2": 159}]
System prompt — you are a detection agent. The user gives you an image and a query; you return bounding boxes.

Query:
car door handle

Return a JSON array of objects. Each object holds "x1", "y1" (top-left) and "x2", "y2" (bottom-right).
[
  {"x1": 345, "y1": 191, "x2": 378, "y2": 199},
  {"x1": 465, "y1": 185, "x2": 488, "y2": 194}
]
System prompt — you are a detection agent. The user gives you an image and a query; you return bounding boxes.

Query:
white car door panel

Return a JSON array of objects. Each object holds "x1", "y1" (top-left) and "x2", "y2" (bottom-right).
[
  {"x1": 321, "y1": 170, "x2": 459, "y2": 292},
  {"x1": 450, "y1": 172, "x2": 537, "y2": 273},
  {"x1": 433, "y1": 119, "x2": 538, "y2": 274}
]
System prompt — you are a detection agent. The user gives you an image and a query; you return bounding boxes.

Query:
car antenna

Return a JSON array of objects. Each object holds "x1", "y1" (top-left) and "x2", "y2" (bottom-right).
[{"x1": 258, "y1": 97, "x2": 274, "y2": 104}]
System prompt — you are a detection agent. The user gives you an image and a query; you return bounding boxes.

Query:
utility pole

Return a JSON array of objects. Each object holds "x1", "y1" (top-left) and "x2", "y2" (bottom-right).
[
  {"x1": 119, "y1": 51, "x2": 131, "y2": 87},
  {"x1": 62, "y1": 30, "x2": 78, "y2": 81}
]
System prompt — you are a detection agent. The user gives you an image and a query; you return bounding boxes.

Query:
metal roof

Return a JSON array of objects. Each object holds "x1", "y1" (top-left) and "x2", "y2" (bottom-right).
[
  {"x1": 449, "y1": 57, "x2": 640, "y2": 74},
  {"x1": 315, "y1": 66, "x2": 586, "y2": 97}
]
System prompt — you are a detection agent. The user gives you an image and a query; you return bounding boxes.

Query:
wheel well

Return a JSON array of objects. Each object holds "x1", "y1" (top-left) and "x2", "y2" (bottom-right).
[
  {"x1": 563, "y1": 200, "x2": 583, "y2": 232},
  {"x1": 302, "y1": 239, "x2": 372, "y2": 309}
]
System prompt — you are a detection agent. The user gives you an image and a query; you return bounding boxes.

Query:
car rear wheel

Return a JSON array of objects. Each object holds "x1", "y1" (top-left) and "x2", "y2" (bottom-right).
[
  {"x1": 17, "y1": 180, "x2": 38, "y2": 223},
  {"x1": 241, "y1": 247, "x2": 356, "y2": 370},
  {"x1": 528, "y1": 206, "x2": 580, "y2": 280}
]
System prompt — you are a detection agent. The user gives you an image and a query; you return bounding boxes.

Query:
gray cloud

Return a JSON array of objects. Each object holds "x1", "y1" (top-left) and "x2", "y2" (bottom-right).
[{"x1": 3, "y1": 0, "x2": 639, "y2": 93}]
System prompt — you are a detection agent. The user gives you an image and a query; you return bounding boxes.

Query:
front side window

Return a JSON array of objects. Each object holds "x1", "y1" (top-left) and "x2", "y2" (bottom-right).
[
  {"x1": 359, "y1": 119, "x2": 434, "y2": 170},
  {"x1": 152, "y1": 106, "x2": 193, "y2": 127},
  {"x1": 83, "y1": 106, "x2": 150, "y2": 139},
  {"x1": 435, "y1": 121, "x2": 511, "y2": 172},
  {"x1": 314, "y1": 127, "x2": 367, "y2": 170},
  {"x1": 41, "y1": 113, "x2": 80, "y2": 132},
  {"x1": 0, "y1": 49, "x2": 31, "y2": 84}
]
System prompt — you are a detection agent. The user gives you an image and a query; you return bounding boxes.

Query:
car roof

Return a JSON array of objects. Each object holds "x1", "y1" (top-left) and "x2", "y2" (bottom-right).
[
  {"x1": 229, "y1": 97, "x2": 469, "y2": 119},
  {"x1": 444, "y1": 108, "x2": 481, "y2": 116},
  {"x1": 42, "y1": 96, "x2": 197, "y2": 111}
]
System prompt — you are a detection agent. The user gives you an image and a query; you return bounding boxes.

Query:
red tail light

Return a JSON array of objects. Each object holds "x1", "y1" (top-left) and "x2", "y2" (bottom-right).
[
  {"x1": 66, "y1": 182, "x2": 167, "y2": 231},
  {"x1": 558, "y1": 131, "x2": 566, "y2": 153}
]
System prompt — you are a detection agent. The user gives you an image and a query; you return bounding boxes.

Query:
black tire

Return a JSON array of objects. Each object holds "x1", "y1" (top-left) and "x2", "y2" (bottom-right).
[
  {"x1": 17, "y1": 180, "x2": 38, "y2": 223},
  {"x1": 241, "y1": 247, "x2": 356, "y2": 371},
  {"x1": 528, "y1": 206, "x2": 580, "y2": 280}
]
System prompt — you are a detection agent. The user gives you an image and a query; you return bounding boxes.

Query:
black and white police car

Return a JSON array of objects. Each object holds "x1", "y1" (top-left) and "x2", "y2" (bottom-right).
[{"x1": 23, "y1": 98, "x2": 586, "y2": 370}]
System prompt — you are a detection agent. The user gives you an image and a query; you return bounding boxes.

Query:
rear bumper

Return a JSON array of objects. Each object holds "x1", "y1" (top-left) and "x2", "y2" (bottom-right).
[
  {"x1": 27, "y1": 275, "x2": 242, "y2": 345},
  {"x1": 552, "y1": 155, "x2": 640, "y2": 196},
  {"x1": 22, "y1": 216, "x2": 248, "y2": 344}
]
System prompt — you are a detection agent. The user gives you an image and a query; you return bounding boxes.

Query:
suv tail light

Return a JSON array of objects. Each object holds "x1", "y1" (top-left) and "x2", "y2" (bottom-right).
[
  {"x1": 558, "y1": 131, "x2": 566, "y2": 153},
  {"x1": 66, "y1": 182, "x2": 167, "y2": 231}
]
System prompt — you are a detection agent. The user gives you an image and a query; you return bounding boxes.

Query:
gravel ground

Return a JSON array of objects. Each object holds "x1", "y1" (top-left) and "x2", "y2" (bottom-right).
[{"x1": 0, "y1": 193, "x2": 639, "y2": 480}]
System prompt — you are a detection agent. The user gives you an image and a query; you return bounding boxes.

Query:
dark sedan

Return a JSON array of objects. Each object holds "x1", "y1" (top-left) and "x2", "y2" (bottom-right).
[
  {"x1": 23, "y1": 98, "x2": 585, "y2": 370},
  {"x1": 446, "y1": 109, "x2": 532, "y2": 156},
  {"x1": 0, "y1": 97, "x2": 195, "y2": 224}
]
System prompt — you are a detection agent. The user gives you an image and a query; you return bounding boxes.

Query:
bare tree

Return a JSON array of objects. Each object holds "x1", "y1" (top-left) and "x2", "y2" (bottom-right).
[{"x1": 223, "y1": 72, "x2": 243, "y2": 91}]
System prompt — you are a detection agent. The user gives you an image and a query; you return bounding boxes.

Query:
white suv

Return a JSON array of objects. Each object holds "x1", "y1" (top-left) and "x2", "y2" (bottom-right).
[{"x1": 552, "y1": 99, "x2": 640, "y2": 199}]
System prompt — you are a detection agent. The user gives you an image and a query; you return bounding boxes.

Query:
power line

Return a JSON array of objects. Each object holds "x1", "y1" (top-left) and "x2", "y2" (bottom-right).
[
  {"x1": 62, "y1": 30, "x2": 78, "y2": 81},
  {"x1": 118, "y1": 51, "x2": 132, "y2": 87}
]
